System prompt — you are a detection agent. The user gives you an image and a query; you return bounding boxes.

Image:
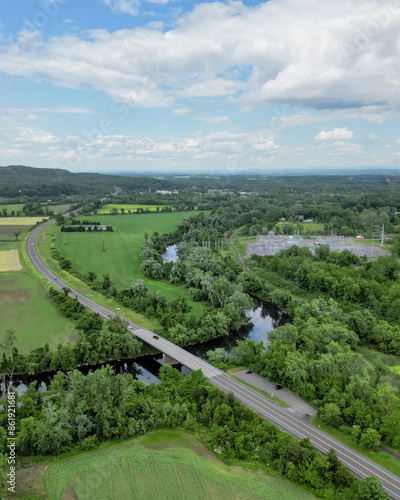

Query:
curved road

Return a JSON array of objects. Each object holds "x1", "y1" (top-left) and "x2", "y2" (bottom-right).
[{"x1": 27, "y1": 221, "x2": 400, "y2": 499}]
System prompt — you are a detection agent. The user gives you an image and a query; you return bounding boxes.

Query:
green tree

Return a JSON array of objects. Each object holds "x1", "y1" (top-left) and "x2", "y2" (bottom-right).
[
  {"x1": 360, "y1": 428, "x2": 381, "y2": 450},
  {"x1": 320, "y1": 403, "x2": 342, "y2": 429},
  {"x1": 55, "y1": 213, "x2": 65, "y2": 225},
  {"x1": 0, "y1": 328, "x2": 17, "y2": 362},
  {"x1": 354, "y1": 476, "x2": 389, "y2": 499}
]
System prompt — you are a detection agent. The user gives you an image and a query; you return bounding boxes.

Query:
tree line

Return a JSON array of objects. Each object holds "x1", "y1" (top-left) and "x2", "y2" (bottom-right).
[{"x1": 0, "y1": 365, "x2": 389, "y2": 499}]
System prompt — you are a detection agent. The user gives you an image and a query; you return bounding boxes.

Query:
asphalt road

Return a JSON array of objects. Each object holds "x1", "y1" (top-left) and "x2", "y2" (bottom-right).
[{"x1": 27, "y1": 220, "x2": 400, "y2": 499}]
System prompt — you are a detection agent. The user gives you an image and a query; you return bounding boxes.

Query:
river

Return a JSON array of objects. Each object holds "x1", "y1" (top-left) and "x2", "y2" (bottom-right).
[{"x1": 10, "y1": 246, "x2": 288, "y2": 394}]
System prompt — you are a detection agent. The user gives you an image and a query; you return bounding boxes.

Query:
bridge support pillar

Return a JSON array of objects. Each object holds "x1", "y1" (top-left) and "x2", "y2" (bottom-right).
[{"x1": 162, "y1": 353, "x2": 180, "y2": 366}]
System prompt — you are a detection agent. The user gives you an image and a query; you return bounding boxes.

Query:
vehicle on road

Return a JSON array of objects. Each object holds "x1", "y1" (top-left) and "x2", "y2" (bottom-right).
[
  {"x1": 275, "y1": 385, "x2": 283, "y2": 390},
  {"x1": 245, "y1": 370, "x2": 252, "y2": 374},
  {"x1": 153, "y1": 335, "x2": 159, "y2": 339}
]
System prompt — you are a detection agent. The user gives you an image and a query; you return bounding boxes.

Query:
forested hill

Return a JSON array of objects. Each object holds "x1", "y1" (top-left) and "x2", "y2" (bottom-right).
[{"x1": 0, "y1": 165, "x2": 171, "y2": 198}]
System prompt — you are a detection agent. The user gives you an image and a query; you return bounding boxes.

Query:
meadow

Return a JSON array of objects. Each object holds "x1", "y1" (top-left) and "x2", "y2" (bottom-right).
[
  {"x1": 44, "y1": 212, "x2": 206, "y2": 316},
  {"x1": 0, "y1": 271, "x2": 76, "y2": 354},
  {"x1": 0, "y1": 203, "x2": 24, "y2": 214},
  {"x1": 97, "y1": 204, "x2": 170, "y2": 214},
  {"x1": 44, "y1": 429, "x2": 314, "y2": 500},
  {"x1": 47, "y1": 203, "x2": 71, "y2": 213}
]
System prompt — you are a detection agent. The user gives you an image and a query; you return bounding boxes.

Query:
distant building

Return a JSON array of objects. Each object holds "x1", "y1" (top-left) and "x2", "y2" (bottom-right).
[
  {"x1": 295, "y1": 215, "x2": 304, "y2": 221},
  {"x1": 279, "y1": 217, "x2": 286, "y2": 222},
  {"x1": 304, "y1": 219, "x2": 314, "y2": 223},
  {"x1": 85, "y1": 225, "x2": 108, "y2": 231}
]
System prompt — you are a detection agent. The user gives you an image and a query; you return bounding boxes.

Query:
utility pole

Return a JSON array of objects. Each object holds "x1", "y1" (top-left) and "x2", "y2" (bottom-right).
[
  {"x1": 102, "y1": 229, "x2": 105, "y2": 252},
  {"x1": 381, "y1": 223, "x2": 384, "y2": 247}
]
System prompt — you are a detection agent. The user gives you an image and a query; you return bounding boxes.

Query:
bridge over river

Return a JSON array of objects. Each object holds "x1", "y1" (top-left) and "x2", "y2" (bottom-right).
[{"x1": 26, "y1": 220, "x2": 400, "y2": 499}]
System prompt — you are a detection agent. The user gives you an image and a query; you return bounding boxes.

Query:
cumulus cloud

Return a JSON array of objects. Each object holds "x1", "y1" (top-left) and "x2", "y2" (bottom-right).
[
  {"x1": 314, "y1": 127, "x2": 354, "y2": 141},
  {"x1": 0, "y1": 0, "x2": 399, "y2": 119}
]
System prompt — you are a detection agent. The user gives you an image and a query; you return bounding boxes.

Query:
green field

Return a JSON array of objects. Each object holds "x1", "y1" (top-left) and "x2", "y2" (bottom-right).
[
  {"x1": 277, "y1": 222, "x2": 325, "y2": 233},
  {"x1": 97, "y1": 204, "x2": 170, "y2": 214},
  {"x1": 0, "y1": 203, "x2": 24, "y2": 214},
  {"x1": 43, "y1": 212, "x2": 205, "y2": 317},
  {"x1": 231, "y1": 235, "x2": 256, "y2": 257},
  {"x1": 47, "y1": 203, "x2": 71, "y2": 214},
  {"x1": 44, "y1": 429, "x2": 314, "y2": 500},
  {"x1": 0, "y1": 271, "x2": 76, "y2": 354}
]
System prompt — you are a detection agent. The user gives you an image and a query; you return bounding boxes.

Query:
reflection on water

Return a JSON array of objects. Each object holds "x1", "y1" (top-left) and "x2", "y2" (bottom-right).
[
  {"x1": 185, "y1": 297, "x2": 289, "y2": 359},
  {"x1": 9, "y1": 355, "x2": 163, "y2": 396},
  {"x1": 10, "y1": 297, "x2": 288, "y2": 395},
  {"x1": 162, "y1": 244, "x2": 178, "y2": 262}
]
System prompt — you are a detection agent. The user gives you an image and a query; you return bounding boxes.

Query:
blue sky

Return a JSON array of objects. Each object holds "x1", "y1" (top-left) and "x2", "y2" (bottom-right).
[{"x1": 0, "y1": 0, "x2": 399, "y2": 173}]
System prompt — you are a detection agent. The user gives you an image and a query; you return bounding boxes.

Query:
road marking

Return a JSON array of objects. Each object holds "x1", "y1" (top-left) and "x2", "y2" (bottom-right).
[{"x1": 213, "y1": 375, "x2": 400, "y2": 491}]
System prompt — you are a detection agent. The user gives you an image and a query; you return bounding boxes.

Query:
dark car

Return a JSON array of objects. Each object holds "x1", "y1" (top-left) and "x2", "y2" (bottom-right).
[
  {"x1": 245, "y1": 370, "x2": 252, "y2": 374},
  {"x1": 275, "y1": 385, "x2": 283, "y2": 390},
  {"x1": 153, "y1": 335, "x2": 159, "y2": 339}
]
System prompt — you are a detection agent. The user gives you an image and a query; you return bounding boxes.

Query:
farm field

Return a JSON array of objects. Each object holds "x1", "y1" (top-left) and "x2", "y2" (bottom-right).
[
  {"x1": 97, "y1": 204, "x2": 170, "y2": 214},
  {"x1": 0, "y1": 271, "x2": 76, "y2": 354},
  {"x1": 0, "y1": 241, "x2": 21, "y2": 271},
  {"x1": 42, "y1": 212, "x2": 206, "y2": 316},
  {"x1": 44, "y1": 429, "x2": 314, "y2": 500},
  {"x1": 0, "y1": 216, "x2": 47, "y2": 241}
]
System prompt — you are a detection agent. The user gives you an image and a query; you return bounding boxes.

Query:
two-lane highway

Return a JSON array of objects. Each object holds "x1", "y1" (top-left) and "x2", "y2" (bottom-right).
[{"x1": 27, "y1": 220, "x2": 400, "y2": 499}]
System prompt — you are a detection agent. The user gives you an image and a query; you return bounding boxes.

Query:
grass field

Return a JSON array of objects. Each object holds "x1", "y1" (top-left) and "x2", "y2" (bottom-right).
[
  {"x1": 44, "y1": 429, "x2": 314, "y2": 500},
  {"x1": 97, "y1": 204, "x2": 169, "y2": 214},
  {"x1": 231, "y1": 235, "x2": 256, "y2": 257},
  {"x1": 47, "y1": 203, "x2": 71, "y2": 214},
  {"x1": 0, "y1": 271, "x2": 76, "y2": 354},
  {"x1": 0, "y1": 203, "x2": 24, "y2": 214},
  {"x1": 276, "y1": 222, "x2": 325, "y2": 233},
  {"x1": 49, "y1": 212, "x2": 205, "y2": 316}
]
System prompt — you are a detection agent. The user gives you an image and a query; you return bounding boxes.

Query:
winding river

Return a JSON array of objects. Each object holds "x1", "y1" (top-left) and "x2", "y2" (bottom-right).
[{"x1": 10, "y1": 246, "x2": 288, "y2": 394}]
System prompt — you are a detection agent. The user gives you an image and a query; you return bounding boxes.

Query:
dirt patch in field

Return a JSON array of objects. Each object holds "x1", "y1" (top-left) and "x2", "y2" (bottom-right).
[
  {"x1": 0, "y1": 286, "x2": 30, "y2": 304},
  {"x1": 0, "y1": 249, "x2": 22, "y2": 271},
  {"x1": 15, "y1": 460, "x2": 49, "y2": 499},
  {"x1": 62, "y1": 486, "x2": 78, "y2": 500}
]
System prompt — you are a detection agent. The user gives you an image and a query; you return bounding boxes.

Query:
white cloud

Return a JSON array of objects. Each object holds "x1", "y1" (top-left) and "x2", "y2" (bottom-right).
[
  {"x1": 0, "y1": 0, "x2": 399, "y2": 117},
  {"x1": 101, "y1": 0, "x2": 139, "y2": 16},
  {"x1": 172, "y1": 107, "x2": 191, "y2": 115},
  {"x1": 314, "y1": 127, "x2": 354, "y2": 141}
]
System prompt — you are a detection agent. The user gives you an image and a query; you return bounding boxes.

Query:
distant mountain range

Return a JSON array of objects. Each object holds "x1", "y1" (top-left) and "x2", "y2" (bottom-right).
[
  {"x1": 101, "y1": 167, "x2": 400, "y2": 176},
  {"x1": 1, "y1": 163, "x2": 399, "y2": 199}
]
